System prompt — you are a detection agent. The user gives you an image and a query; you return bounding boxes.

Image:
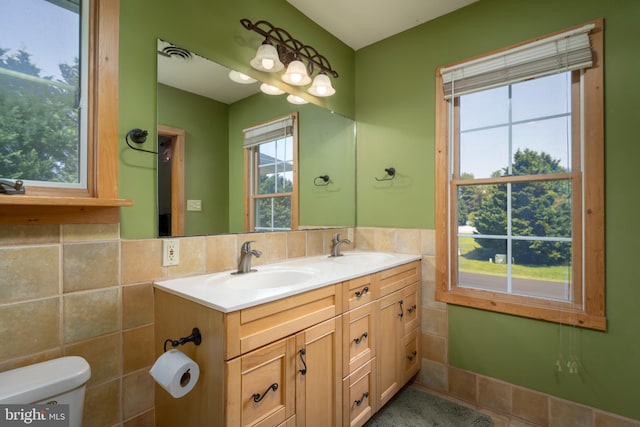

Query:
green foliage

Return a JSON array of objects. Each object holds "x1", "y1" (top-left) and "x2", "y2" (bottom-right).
[
  {"x1": 0, "y1": 48, "x2": 80, "y2": 182},
  {"x1": 466, "y1": 149, "x2": 572, "y2": 266},
  {"x1": 255, "y1": 174, "x2": 293, "y2": 230}
]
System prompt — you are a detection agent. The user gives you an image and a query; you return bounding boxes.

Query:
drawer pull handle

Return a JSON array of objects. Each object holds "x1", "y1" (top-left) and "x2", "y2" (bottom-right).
[
  {"x1": 407, "y1": 304, "x2": 417, "y2": 314},
  {"x1": 354, "y1": 286, "x2": 369, "y2": 298},
  {"x1": 407, "y1": 350, "x2": 417, "y2": 361},
  {"x1": 353, "y1": 332, "x2": 368, "y2": 345},
  {"x1": 354, "y1": 392, "x2": 369, "y2": 407},
  {"x1": 252, "y1": 383, "x2": 278, "y2": 403},
  {"x1": 398, "y1": 299, "x2": 404, "y2": 319},
  {"x1": 299, "y1": 348, "x2": 307, "y2": 375}
]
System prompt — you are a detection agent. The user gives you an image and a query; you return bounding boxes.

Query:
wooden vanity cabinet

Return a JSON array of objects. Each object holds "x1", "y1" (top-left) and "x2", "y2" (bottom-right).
[
  {"x1": 376, "y1": 266, "x2": 421, "y2": 409},
  {"x1": 154, "y1": 259, "x2": 420, "y2": 427}
]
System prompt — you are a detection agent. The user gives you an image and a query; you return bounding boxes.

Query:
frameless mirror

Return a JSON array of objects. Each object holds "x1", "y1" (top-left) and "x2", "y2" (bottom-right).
[{"x1": 156, "y1": 39, "x2": 356, "y2": 237}]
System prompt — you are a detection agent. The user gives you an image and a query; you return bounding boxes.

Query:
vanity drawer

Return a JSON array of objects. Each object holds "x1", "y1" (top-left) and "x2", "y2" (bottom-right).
[
  {"x1": 225, "y1": 284, "x2": 342, "y2": 359},
  {"x1": 342, "y1": 359, "x2": 377, "y2": 427},
  {"x1": 377, "y1": 260, "x2": 421, "y2": 297},
  {"x1": 401, "y1": 328, "x2": 421, "y2": 384},
  {"x1": 343, "y1": 302, "x2": 376, "y2": 376},
  {"x1": 342, "y1": 274, "x2": 377, "y2": 312},
  {"x1": 226, "y1": 337, "x2": 295, "y2": 427}
]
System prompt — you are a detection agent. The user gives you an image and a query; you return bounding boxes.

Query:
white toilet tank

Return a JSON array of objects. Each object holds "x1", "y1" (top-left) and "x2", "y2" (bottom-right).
[{"x1": 0, "y1": 356, "x2": 91, "y2": 427}]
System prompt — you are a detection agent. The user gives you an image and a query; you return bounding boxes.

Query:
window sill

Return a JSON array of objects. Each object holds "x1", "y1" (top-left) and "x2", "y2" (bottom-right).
[
  {"x1": 0, "y1": 196, "x2": 133, "y2": 225},
  {"x1": 436, "y1": 286, "x2": 607, "y2": 331}
]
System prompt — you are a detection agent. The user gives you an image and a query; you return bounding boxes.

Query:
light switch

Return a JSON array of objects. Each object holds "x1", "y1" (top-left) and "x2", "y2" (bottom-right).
[{"x1": 187, "y1": 199, "x2": 202, "y2": 211}]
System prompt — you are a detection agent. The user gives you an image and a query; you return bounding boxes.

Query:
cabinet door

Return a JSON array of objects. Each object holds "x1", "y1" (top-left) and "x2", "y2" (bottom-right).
[
  {"x1": 295, "y1": 317, "x2": 342, "y2": 427},
  {"x1": 377, "y1": 291, "x2": 404, "y2": 408},
  {"x1": 400, "y1": 282, "x2": 420, "y2": 334},
  {"x1": 343, "y1": 301, "x2": 376, "y2": 376},
  {"x1": 342, "y1": 359, "x2": 377, "y2": 427},
  {"x1": 226, "y1": 337, "x2": 295, "y2": 427}
]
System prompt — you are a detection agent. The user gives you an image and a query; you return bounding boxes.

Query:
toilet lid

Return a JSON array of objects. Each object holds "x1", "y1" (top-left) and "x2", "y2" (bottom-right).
[{"x1": 0, "y1": 356, "x2": 91, "y2": 404}]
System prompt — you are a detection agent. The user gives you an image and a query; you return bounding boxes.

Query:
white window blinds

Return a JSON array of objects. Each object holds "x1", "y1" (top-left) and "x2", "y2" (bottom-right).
[
  {"x1": 243, "y1": 115, "x2": 294, "y2": 148},
  {"x1": 440, "y1": 23, "x2": 595, "y2": 99}
]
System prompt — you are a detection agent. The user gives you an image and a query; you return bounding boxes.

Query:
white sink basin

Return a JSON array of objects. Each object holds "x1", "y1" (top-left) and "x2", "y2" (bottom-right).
[
  {"x1": 211, "y1": 267, "x2": 317, "y2": 290},
  {"x1": 330, "y1": 252, "x2": 395, "y2": 265}
]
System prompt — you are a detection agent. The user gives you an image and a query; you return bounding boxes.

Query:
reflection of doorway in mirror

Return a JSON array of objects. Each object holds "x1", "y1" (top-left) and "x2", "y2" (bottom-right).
[{"x1": 157, "y1": 125, "x2": 185, "y2": 236}]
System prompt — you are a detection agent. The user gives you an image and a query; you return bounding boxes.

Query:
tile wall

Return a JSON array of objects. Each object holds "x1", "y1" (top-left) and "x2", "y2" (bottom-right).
[{"x1": 1, "y1": 224, "x2": 638, "y2": 426}]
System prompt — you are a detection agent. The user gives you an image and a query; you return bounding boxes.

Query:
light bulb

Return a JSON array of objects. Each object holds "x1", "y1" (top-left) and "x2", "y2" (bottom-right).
[{"x1": 261, "y1": 58, "x2": 274, "y2": 70}]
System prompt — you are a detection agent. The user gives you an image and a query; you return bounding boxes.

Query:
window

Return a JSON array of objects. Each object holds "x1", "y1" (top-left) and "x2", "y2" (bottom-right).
[
  {"x1": 0, "y1": 0, "x2": 88, "y2": 190},
  {"x1": 435, "y1": 20, "x2": 605, "y2": 330},
  {"x1": 0, "y1": 0, "x2": 122, "y2": 207},
  {"x1": 244, "y1": 113, "x2": 298, "y2": 232}
]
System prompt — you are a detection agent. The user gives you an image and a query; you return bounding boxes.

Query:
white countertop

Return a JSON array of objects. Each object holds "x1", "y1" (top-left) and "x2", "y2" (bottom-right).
[{"x1": 153, "y1": 251, "x2": 421, "y2": 313}]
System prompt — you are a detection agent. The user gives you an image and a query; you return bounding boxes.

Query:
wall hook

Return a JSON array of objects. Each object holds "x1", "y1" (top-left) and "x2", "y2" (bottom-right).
[
  {"x1": 314, "y1": 175, "x2": 330, "y2": 186},
  {"x1": 375, "y1": 167, "x2": 396, "y2": 181},
  {"x1": 163, "y1": 327, "x2": 202, "y2": 351},
  {"x1": 125, "y1": 128, "x2": 158, "y2": 155}
]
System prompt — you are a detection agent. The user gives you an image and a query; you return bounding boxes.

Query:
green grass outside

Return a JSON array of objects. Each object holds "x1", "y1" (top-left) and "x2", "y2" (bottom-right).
[{"x1": 458, "y1": 237, "x2": 569, "y2": 283}]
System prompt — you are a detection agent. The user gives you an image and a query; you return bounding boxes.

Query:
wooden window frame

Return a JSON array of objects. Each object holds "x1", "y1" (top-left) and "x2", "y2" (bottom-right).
[
  {"x1": 435, "y1": 20, "x2": 605, "y2": 330},
  {"x1": 243, "y1": 113, "x2": 299, "y2": 232},
  {"x1": 0, "y1": 0, "x2": 131, "y2": 225}
]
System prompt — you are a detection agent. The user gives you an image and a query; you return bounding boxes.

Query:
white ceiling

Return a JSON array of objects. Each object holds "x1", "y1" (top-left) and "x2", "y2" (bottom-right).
[{"x1": 287, "y1": 0, "x2": 479, "y2": 50}]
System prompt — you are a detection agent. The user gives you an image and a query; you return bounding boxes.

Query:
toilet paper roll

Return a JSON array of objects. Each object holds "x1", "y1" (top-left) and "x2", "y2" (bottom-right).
[{"x1": 149, "y1": 349, "x2": 200, "y2": 398}]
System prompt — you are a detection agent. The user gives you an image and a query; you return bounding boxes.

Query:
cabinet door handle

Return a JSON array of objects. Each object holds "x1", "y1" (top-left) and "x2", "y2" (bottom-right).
[
  {"x1": 407, "y1": 304, "x2": 417, "y2": 314},
  {"x1": 353, "y1": 332, "x2": 368, "y2": 344},
  {"x1": 354, "y1": 286, "x2": 369, "y2": 298},
  {"x1": 252, "y1": 383, "x2": 278, "y2": 403},
  {"x1": 407, "y1": 350, "x2": 417, "y2": 361},
  {"x1": 299, "y1": 348, "x2": 307, "y2": 375},
  {"x1": 354, "y1": 391, "x2": 369, "y2": 407},
  {"x1": 398, "y1": 299, "x2": 404, "y2": 318}
]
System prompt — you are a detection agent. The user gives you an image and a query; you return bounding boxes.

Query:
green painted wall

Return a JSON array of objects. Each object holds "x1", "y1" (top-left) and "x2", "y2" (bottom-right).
[
  {"x1": 157, "y1": 84, "x2": 229, "y2": 235},
  {"x1": 227, "y1": 94, "x2": 356, "y2": 232},
  {"x1": 119, "y1": 0, "x2": 355, "y2": 238},
  {"x1": 356, "y1": 0, "x2": 640, "y2": 420}
]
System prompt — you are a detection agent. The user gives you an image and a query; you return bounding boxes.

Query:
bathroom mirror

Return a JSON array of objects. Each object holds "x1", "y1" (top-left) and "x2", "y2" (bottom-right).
[{"x1": 157, "y1": 39, "x2": 356, "y2": 237}]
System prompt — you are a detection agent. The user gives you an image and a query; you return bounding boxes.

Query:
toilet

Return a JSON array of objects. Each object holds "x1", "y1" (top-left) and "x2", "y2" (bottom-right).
[{"x1": 0, "y1": 356, "x2": 91, "y2": 427}]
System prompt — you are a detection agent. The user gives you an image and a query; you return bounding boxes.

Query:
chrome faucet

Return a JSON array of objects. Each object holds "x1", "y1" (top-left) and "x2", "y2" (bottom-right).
[
  {"x1": 235, "y1": 240, "x2": 262, "y2": 274},
  {"x1": 330, "y1": 233, "x2": 351, "y2": 257}
]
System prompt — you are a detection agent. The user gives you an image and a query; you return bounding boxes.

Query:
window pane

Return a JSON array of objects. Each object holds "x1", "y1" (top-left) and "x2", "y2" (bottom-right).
[
  {"x1": 458, "y1": 237, "x2": 508, "y2": 292},
  {"x1": 512, "y1": 118, "x2": 571, "y2": 175},
  {"x1": 254, "y1": 196, "x2": 291, "y2": 231},
  {"x1": 512, "y1": 180, "x2": 572, "y2": 238},
  {"x1": 459, "y1": 86, "x2": 508, "y2": 131},
  {"x1": 512, "y1": 72, "x2": 571, "y2": 122},
  {"x1": 257, "y1": 137, "x2": 293, "y2": 195},
  {"x1": 459, "y1": 183, "x2": 507, "y2": 236},
  {"x1": 460, "y1": 127, "x2": 509, "y2": 179},
  {"x1": 0, "y1": 0, "x2": 83, "y2": 184},
  {"x1": 511, "y1": 240, "x2": 572, "y2": 301}
]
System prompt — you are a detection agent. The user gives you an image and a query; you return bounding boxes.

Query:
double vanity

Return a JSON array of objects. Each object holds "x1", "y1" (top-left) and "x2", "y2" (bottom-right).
[{"x1": 153, "y1": 250, "x2": 422, "y2": 427}]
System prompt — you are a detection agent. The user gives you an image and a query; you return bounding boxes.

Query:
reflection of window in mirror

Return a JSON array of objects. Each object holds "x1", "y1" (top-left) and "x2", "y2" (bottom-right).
[
  {"x1": 243, "y1": 113, "x2": 299, "y2": 232},
  {"x1": 0, "y1": 0, "x2": 89, "y2": 192}
]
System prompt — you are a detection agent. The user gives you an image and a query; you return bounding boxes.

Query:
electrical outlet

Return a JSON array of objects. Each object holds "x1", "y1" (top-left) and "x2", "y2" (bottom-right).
[{"x1": 162, "y1": 239, "x2": 180, "y2": 266}]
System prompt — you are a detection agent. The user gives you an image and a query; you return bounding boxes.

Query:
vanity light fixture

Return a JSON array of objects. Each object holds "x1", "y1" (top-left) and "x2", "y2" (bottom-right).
[
  {"x1": 228, "y1": 70, "x2": 257, "y2": 84},
  {"x1": 260, "y1": 83, "x2": 285, "y2": 95},
  {"x1": 241, "y1": 19, "x2": 338, "y2": 97},
  {"x1": 286, "y1": 94, "x2": 308, "y2": 105}
]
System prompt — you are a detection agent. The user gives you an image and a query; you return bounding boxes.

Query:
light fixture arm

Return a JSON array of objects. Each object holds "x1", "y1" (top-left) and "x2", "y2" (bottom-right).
[{"x1": 241, "y1": 19, "x2": 339, "y2": 79}]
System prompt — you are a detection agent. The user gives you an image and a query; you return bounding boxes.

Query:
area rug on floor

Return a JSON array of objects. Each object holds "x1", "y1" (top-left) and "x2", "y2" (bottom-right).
[{"x1": 365, "y1": 385, "x2": 493, "y2": 427}]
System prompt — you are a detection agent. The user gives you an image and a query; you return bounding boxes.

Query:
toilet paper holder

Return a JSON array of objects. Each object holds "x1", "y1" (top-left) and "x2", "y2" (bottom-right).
[{"x1": 163, "y1": 327, "x2": 202, "y2": 352}]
